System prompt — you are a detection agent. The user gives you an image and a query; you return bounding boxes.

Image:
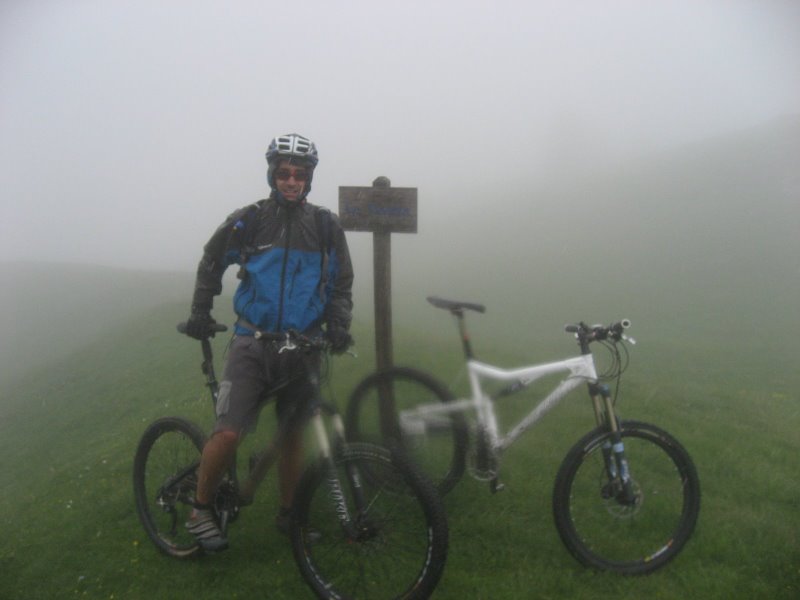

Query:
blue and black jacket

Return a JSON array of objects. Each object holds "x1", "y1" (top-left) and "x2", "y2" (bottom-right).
[{"x1": 191, "y1": 195, "x2": 353, "y2": 336}]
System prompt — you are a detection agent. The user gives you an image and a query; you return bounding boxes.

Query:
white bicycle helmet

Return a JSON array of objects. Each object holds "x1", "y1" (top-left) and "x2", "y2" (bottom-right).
[{"x1": 266, "y1": 133, "x2": 319, "y2": 197}]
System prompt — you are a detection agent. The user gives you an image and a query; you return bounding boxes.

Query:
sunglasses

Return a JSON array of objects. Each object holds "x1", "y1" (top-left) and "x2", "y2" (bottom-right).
[{"x1": 274, "y1": 168, "x2": 310, "y2": 182}]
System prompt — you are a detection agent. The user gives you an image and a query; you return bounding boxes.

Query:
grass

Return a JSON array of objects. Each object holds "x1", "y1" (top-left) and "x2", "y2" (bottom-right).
[{"x1": 1, "y1": 297, "x2": 798, "y2": 600}]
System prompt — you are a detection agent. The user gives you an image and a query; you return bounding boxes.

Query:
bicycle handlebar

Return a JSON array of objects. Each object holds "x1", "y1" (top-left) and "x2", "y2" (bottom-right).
[
  {"x1": 249, "y1": 329, "x2": 330, "y2": 353},
  {"x1": 565, "y1": 320, "x2": 632, "y2": 343},
  {"x1": 175, "y1": 322, "x2": 329, "y2": 405},
  {"x1": 176, "y1": 321, "x2": 328, "y2": 352}
]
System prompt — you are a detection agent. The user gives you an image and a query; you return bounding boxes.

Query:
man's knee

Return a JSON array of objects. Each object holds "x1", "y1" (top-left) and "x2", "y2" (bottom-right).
[{"x1": 211, "y1": 428, "x2": 239, "y2": 448}]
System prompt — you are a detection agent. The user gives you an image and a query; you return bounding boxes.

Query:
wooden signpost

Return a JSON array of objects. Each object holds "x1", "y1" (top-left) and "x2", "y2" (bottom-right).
[{"x1": 339, "y1": 176, "x2": 418, "y2": 439}]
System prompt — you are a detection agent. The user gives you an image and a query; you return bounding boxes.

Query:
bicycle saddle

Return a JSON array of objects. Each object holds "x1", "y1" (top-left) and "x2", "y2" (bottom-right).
[{"x1": 426, "y1": 296, "x2": 486, "y2": 314}]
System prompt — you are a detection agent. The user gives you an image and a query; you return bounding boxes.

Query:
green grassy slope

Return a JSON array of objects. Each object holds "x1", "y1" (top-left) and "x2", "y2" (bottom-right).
[
  {"x1": 0, "y1": 262, "x2": 195, "y2": 388},
  {"x1": 1, "y1": 291, "x2": 797, "y2": 599},
  {"x1": 0, "y1": 297, "x2": 378, "y2": 600},
  {"x1": 1, "y1": 118, "x2": 798, "y2": 598}
]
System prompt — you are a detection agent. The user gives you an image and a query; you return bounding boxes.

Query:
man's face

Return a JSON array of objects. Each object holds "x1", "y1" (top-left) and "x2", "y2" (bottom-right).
[{"x1": 274, "y1": 160, "x2": 310, "y2": 202}]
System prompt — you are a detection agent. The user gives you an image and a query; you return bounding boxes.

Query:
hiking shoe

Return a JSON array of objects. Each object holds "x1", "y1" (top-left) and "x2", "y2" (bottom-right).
[{"x1": 186, "y1": 508, "x2": 229, "y2": 553}]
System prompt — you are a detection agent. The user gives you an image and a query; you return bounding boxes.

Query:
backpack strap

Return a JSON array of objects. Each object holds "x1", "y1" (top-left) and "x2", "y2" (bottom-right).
[{"x1": 234, "y1": 201, "x2": 263, "y2": 280}]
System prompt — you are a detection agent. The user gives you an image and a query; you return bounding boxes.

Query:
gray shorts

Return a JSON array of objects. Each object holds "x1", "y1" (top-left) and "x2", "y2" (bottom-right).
[{"x1": 213, "y1": 335, "x2": 321, "y2": 435}]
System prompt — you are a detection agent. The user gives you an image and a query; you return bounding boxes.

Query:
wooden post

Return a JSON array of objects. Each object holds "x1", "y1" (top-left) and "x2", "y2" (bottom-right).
[
  {"x1": 371, "y1": 177, "x2": 398, "y2": 440},
  {"x1": 339, "y1": 177, "x2": 418, "y2": 441},
  {"x1": 372, "y1": 176, "x2": 394, "y2": 375}
]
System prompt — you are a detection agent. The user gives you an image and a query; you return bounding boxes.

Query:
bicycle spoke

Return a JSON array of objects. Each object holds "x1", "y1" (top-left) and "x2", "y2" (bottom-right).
[
  {"x1": 133, "y1": 418, "x2": 207, "y2": 558},
  {"x1": 554, "y1": 422, "x2": 700, "y2": 574},
  {"x1": 292, "y1": 444, "x2": 448, "y2": 599}
]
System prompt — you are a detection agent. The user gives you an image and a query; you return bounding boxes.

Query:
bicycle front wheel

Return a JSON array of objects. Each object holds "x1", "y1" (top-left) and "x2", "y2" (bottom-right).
[
  {"x1": 346, "y1": 367, "x2": 468, "y2": 495},
  {"x1": 291, "y1": 443, "x2": 449, "y2": 600},
  {"x1": 132, "y1": 416, "x2": 206, "y2": 558},
  {"x1": 553, "y1": 420, "x2": 700, "y2": 574}
]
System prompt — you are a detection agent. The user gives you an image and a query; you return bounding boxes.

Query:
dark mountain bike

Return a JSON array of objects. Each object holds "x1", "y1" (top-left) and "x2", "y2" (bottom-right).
[
  {"x1": 133, "y1": 324, "x2": 448, "y2": 599},
  {"x1": 346, "y1": 296, "x2": 700, "y2": 575}
]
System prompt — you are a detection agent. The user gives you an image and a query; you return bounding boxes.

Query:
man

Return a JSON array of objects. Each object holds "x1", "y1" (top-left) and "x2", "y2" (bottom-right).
[{"x1": 183, "y1": 133, "x2": 354, "y2": 552}]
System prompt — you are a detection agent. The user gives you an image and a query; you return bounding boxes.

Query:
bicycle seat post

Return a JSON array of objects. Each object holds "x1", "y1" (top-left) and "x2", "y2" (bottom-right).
[{"x1": 453, "y1": 310, "x2": 476, "y2": 360}]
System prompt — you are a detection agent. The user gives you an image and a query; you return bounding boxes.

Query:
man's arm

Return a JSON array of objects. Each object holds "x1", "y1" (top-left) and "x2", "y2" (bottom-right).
[
  {"x1": 323, "y1": 214, "x2": 354, "y2": 353},
  {"x1": 185, "y1": 206, "x2": 252, "y2": 338},
  {"x1": 191, "y1": 217, "x2": 236, "y2": 309}
]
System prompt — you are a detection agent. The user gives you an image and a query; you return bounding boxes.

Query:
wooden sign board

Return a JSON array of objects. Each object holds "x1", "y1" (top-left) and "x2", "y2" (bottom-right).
[{"x1": 338, "y1": 186, "x2": 418, "y2": 233}]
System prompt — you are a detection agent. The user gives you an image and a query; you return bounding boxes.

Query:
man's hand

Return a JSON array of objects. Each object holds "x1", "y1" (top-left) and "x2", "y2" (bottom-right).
[
  {"x1": 326, "y1": 323, "x2": 353, "y2": 355},
  {"x1": 185, "y1": 309, "x2": 217, "y2": 340}
]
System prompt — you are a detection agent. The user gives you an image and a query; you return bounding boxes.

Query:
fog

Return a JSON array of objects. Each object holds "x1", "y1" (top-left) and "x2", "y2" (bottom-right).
[
  {"x1": 3, "y1": 8, "x2": 799, "y2": 595},
  {"x1": 1, "y1": 0, "x2": 799, "y2": 309}
]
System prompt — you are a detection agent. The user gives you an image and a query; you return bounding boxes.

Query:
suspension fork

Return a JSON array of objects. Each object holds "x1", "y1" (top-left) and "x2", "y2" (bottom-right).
[
  {"x1": 589, "y1": 383, "x2": 636, "y2": 504},
  {"x1": 589, "y1": 383, "x2": 618, "y2": 479},
  {"x1": 311, "y1": 410, "x2": 365, "y2": 537}
]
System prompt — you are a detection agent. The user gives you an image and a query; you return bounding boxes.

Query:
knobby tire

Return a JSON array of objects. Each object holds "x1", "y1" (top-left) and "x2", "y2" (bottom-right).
[
  {"x1": 552, "y1": 420, "x2": 700, "y2": 574},
  {"x1": 132, "y1": 416, "x2": 207, "y2": 558},
  {"x1": 290, "y1": 443, "x2": 449, "y2": 599}
]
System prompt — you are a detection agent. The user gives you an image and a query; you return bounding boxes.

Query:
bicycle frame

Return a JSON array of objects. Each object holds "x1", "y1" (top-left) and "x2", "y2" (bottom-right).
[
  {"x1": 401, "y1": 352, "x2": 600, "y2": 456},
  {"x1": 237, "y1": 404, "x2": 363, "y2": 532},
  {"x1": 197, "y1": 335, "x2": 359, "y2": 532},
  {"x1": 471, "y1": 355, "x2": 599, "y2": 452},
  {"x1": 398, "y1": 299, "x2": 635, "y2": 470}
]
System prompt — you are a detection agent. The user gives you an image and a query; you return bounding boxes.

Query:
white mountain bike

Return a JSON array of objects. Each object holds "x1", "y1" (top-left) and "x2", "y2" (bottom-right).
[{"x1": 345, "y1": 296, "x2": 700, "y2": 575}]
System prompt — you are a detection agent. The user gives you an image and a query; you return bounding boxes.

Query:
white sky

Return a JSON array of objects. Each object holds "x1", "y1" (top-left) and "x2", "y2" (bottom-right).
[{"x1": 1, "y1": 0, "x2": 798, "y2": 271}]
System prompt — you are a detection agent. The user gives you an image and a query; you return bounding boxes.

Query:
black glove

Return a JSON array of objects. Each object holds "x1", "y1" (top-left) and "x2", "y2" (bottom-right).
[
  {"x1": 185, "y1": 308, "x2": 217, "y2": 340},
  {"x1": 326, "y1": 323, "x2": 353, "y2": 355}
]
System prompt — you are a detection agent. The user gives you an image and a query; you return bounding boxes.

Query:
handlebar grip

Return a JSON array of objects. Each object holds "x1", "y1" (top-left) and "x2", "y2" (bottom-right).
[
  {"x1": 609, "y1": 319, "x2": 631, "y2": 334},
  {"x1": 176, "y1": 321, "x2": 229, "y2": 334}
]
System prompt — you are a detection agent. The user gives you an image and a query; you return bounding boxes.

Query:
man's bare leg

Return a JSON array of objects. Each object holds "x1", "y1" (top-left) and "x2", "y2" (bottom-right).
[{"x1": 186, "y1": 429, "x2": 238, "y2": 552}]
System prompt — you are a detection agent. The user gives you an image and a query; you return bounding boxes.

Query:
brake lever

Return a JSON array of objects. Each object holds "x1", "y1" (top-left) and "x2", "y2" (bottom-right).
[{"x1": 278, "y1": 332, "x2": 298, "y2": 354}]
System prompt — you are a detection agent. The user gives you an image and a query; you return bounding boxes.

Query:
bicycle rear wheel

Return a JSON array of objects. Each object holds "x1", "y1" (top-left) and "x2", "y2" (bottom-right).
[
  {"x1": 132, "y1": 416, "x2": 206, "y2": 558},
  {"x1": 346, "y1": 367, "x2": 468, "y2": 495},
  {"x1": 553, "y1": 420, "x2": 700, "y2": 574},
  {"x1": 291, "y1": 443, "x2": 449, "y2": 600}
]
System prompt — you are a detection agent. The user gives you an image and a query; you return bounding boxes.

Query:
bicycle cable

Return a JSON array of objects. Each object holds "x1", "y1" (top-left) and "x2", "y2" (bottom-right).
[{"x1": 596, "y1": 339, "x2": 630, "y2": 406}]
